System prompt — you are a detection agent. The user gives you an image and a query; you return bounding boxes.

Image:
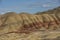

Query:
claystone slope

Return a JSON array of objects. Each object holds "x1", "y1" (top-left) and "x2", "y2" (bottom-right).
[{"x1": 0, "y1": 12, "x2": 60, "y2": 35}]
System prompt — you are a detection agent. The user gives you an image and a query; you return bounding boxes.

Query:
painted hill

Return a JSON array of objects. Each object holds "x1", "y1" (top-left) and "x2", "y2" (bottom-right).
[{"x1": 0, "y1": 7, "x2": 60, "y2": 40}]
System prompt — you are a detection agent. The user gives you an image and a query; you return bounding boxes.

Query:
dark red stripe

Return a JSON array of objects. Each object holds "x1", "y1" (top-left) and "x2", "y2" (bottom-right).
[
  {"x1": 3, "y1": 21, "x2": 60, "y2": 34},
  {"x1": 19, "y1": 21, "x2": 60, "y2": 34}
]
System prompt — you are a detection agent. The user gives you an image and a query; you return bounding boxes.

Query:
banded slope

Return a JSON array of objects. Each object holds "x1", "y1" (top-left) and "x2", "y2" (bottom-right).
[
  {"x1": 0, "y1": 7, "x2": 60, "y2": 40},
  {"x1": 0, "y1": 11, "x2": 60, "y2": 34}
]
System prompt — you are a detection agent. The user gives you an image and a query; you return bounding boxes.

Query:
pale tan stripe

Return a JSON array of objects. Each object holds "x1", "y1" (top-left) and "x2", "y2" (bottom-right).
[
  {"x1": 49, "y1": 14, "x2": 60, "y2": 28},
  {"x1": 22, "y1": 15, "x2": 29, "y2": 25},
  {"x1": 23, "y1": 15, "x2": 33, "y2": 25},
  {"x1": 35, "y1": 15, "x2": 42, "y2": 23},
  {"x1": 41, "y1": 14, "x2": 50, "y2": 22},
  {"x1": 37, "y1": 15, "x2": 43, "y2": 23},
  {"x1": 15, "y1": 15, "x2": 22, "y2": 22},
  {"x1": 26, "y1": 15, "x2": 36, "y2": 28},
  {"x1": 29, "y1": 15, "x2": 36, "y2": 27},
  {"x1": 19, "y1": 15, "x2": 25, "y2": 27},
  {"x1": 35, "y1": 15, "x2": 44, "y2": 29},
  {"x1": 28, "y1": 14, "x2": 34, "y2": 23},
  {"x1": 16, "y1": 15, "x2": 23, "y2": 26},
  {"x1": 22, "y1": 14, "x2": 35, "y2": 27},
  {"x1": 29, "y1": 15, "x2": 36, "y2": 23},
  {"x1": 50, "y1": 14, "x2": 59, "y2": 22},
  {"x1": 6, "y1": 17, "x2": 15, "y2": 24},
  {"x1": 34, "y1": 15, "x2": 40, "y2": 27},
  {"x1": 45, "y1": 14, "x2": 55, "y2": 21},
  {"x1": 34, "y1": 15, "x2": 39, "y2": 22},
  {"x1": 56, "y1": 13, "x2": 60, "y2": 20},
  {"x1": 35, "y1": 15, "x2": 43, "y2": 27},
  {"x1": 32, "y1": 15, "x2": 40, "y2": 28},
  {"x1": 41, "y1": 14, "x2": 50, "y2": 29}
]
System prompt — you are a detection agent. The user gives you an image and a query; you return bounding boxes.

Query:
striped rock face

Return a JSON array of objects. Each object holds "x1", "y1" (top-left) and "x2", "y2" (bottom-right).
[
  {"x1": 0, "y1": 12, "x2": 60, "y2": 40},
  {"x1": 19, "y1": 14, "x2": 60, "y2": 34},
  {"x1": 0, "y1": 13, "x2": 60, "y2": 35}
]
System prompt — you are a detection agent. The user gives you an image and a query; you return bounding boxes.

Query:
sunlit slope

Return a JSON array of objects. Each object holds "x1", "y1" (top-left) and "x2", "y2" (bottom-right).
[{"x1": 0, "y1": 7, "x2": 60, "y2": 40}]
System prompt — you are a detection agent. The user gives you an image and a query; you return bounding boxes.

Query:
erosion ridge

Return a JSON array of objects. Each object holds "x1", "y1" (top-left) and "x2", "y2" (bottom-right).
[
  {"x1": 0, "y1": 6, "x2": 60, "y2": 40},
  {"x1": 0, "y1": 7, "x2": 60, "y2": 34},
  {"x1": 0, "y1": 13, "x2": 60, "y2": 33}
]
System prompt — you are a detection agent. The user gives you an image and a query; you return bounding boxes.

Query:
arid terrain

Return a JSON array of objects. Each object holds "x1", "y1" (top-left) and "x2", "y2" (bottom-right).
[{"x1": 0, "y1": 7, "x2": 60, "y2": 40}]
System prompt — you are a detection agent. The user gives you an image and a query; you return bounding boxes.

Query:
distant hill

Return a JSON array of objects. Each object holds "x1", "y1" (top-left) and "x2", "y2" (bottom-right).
[{"x1": 35, "y1": 6, "x2": 60, "y2": 15}]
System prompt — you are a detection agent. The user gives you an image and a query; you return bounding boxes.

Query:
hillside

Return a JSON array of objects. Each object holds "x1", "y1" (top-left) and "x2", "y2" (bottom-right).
[
  {"x1": 0, "y1": 7, "x2": 60, "y2": 40},
  {"x1": 35, "y1": 6, "x2": 60, "y2": 15}
]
